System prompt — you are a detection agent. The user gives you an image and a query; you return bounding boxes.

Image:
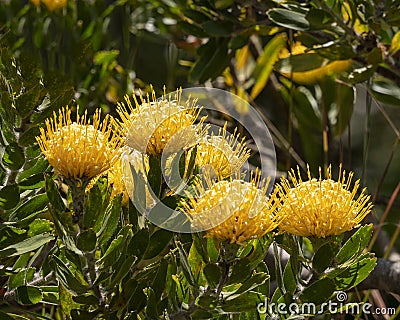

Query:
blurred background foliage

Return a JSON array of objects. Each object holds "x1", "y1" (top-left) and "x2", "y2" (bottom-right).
[{"x1": 1, "y1": 0, "x2": 400, "y2": 319}]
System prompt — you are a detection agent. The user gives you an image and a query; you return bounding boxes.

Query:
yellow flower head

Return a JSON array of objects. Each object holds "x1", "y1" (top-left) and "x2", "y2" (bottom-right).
[
  {"x1": 182, "y1": 173, "x2": 283, "y2": 243},
  {"x1": 194, "y1": 123, "x2": 251, "y2": 180},
  {"x1": 36, "y1": 107, "x2": 121, "y2": 182},
  {"x1": 276, "y1": 165, "x2": 373, "y2": 238},
  {"x1": 117, "y1": 87, "x2": 207, "y2": 156}
]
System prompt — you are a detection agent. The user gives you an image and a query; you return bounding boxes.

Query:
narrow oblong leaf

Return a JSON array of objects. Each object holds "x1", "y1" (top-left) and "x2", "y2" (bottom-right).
[
  {"x1": 268, "y1": 8, "x2": 310, "y2": 31},
  {"x1": 250, "y1": 33, "x2": 287, "y2": 99},
  {"x1": 0, "y1": 233, "x2": 54, "y2": 258}
]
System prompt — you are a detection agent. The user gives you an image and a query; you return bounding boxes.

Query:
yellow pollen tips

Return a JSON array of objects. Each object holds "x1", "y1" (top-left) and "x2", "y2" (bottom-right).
[
  {"x1": 117, "y1": 87, "x2": 208, "y2": 156},
  {"x1": 276, "y1": 164, "x2": 373, "y2": 238},
  {"x1": 36, "y1": 106, "x2": 121, "y2": 182},
  {"x1": 194, "y1": 123, "x2": 251, "y2": 180}
]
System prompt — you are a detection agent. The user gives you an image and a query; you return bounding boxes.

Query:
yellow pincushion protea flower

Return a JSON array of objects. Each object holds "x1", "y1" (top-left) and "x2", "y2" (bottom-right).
[
  {"x1": 36, "y1": 107, "x2": 121, "y2": 183},
  {"x1": 182, "y1": 174, "x2": 283, "y2": 243},
  {"x1": 117, "y1": 88, "x2": 208, "y2": 156},
  {"x1": 194, "y1": 124, "x2": 251, "y2": 180},
  {"x1": 276, "y1": 165, "x2": 373, "y2": 238}
]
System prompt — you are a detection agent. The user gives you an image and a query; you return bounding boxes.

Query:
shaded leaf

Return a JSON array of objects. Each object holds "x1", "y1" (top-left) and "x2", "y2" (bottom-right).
[
  {"x1": 16, "y1": 286, "x2": 43, "y2": 305},
  {"x1": 251, "y1": 33, "x2": 287, "y2": 99},
  {"x1": 268, "y1": 8, "x2": 309, "y2": 31}
]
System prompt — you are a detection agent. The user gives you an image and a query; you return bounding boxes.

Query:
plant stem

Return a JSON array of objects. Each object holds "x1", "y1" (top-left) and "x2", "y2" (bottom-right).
[{"x1": 68, "y1": 179, "x2": 86, "y2": 224}]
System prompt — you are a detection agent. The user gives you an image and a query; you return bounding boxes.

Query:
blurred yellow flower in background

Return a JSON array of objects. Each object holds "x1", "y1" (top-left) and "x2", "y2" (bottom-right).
[
  {"x1": 182, "y1": 174, "x2": 283, "y2": 243},
  {"x1": 278, "y1": 42, "x2": 352, "y2": 84},
  {"x1": 117, "y1": 88, "x2": 208, "y2": 156},
  {"x1": 36, "y1": 107, "x2": 121, "y2": 183},
  {"x1": 194, "y1": 124, "x2": 251, "y2": 180},
  {"x1": 276, "y1": 165, "x2": 373, "y2": 238},
  {"x1": 31, "y1": 0, "x2": 67, "y2": 11}
]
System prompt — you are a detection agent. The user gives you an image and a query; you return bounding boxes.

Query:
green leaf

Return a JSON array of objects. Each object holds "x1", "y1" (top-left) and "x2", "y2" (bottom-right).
[
  {"x1": 336, "y1": 224, "x2": 373, "y2": 265},
  {"x1": 128, "y1": 228, "x2": 149, "y2": 260},
  {"x1": 76, "y1": 229, "x2": 97, "y2": 252},
  {"x1": 228, "y1": 237, "x2": 273, "y2": 284},
  {"x1": 51, "y1": 256, "x2": 88, "y2": 294},
  {"x1": 203, "y1": 263, "x2": 221, "y2": 288},
  {"x1": 45, "y1": 174, "x2": 67, "y2": 214},
  {"x1": 196, "y1": 294, "x2": 219, "y2": 311},
  {"x1": 176, "y1": 241, "x2": 196, "y2": 286},
  {"x1": 84, "y1": 182, "x2": 103, "y2": 229},
  {"x1": 97, "y1": 194, "x2": 121, "y2": 246},
  {"x1": 305, "y1": 8, "x2": 334, "y2": 30},
  {"x1": 148, "y1": 155, "x2": 162, "y2": 198},
  {"x1": 72, "y1": 293, "x2": 99, "y2": 306},
  {"x1": 97, "y1": 235, "x2": 124, "y2": 269},
  {"x1": 347, "y1": 65, "x2": 375, "y2": 84},
  {"x1": 18, "y1": 126, "x2": 41, "y2": 147},
  {"x1": 268, "y1": 8, "x2": 309, "y2": 31},
  {"x1": 59, "y1": 283, "x2": 79, "y2": 316},
  {"x1": 221, "y1": 291, "x2": 264, "y2": 313},
  {"x1": 225, "y1": 272, "x2": 269, "y2": 300},
  {"x1": 27, "y1": 219, "x2": 53, "y2": 237},
  {"x1": 2, "y1": 142, "x2": 25, "y2": 170},
  {"x1": 313, "y1": 242, "x2": 339, "y2": 273},
  {"x1": 18, "y1": 157, "x2": 48, "y2": 181},
  {"x1": 334, "y1": 254, "x2": 376, "y2": 290},
  {"x1": 299, "y1": 278, "x2": 335, "y2": 305},
  {"x1": 251, "y1": 33, "x2": 287, "y2": 99},
  {"x1": 107, "y1": 255, "x2": 137, "y2": 288},
  {"x1": 0, "y1": 233, "x2": 54, "y2": 258},
  {"x1": 371, "y1": 78, "x2": 400, "y2": 106},
  {"x1": 144, "y1": 287, "x2": 158, "y2": 319},
  {"x1": 152, "y1": 259, "x2": 168, "y2": 301},
  {"x1": 9, "y1": 194, "x2": 48, "y2": 222},
  {"x1": 18, "y1": 173, "x2": 45, "y2": 190},
  {"x1": 0, "y1": 184, "x2": 20, "y2": 210},
  {"x1": 16, "y1": 285, "x2": 43, "y2": 305},
  {"x1": 143, "y1": 229, "x2": 173, "y2": 260},
  {"x1": 9, "y1": 267, "x2": 35, "y2": 290},
  {"x1": 190, "y1": 38, "x2": 232, "y2": 83},
  {"x1": 193, "y1": 233, "x2": 210, "y2": 263},
  {"x1": 282, "y1": 259, "x2": 297, "y2": 294},
  {"x1": 276, "y1": 53, "x2": 326, "y2": 73}
]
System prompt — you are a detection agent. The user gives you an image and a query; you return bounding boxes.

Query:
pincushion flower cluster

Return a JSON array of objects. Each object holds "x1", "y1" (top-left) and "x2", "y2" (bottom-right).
[{"x1": 36, "y1": 87, "x2": 373, "y2": 244}]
